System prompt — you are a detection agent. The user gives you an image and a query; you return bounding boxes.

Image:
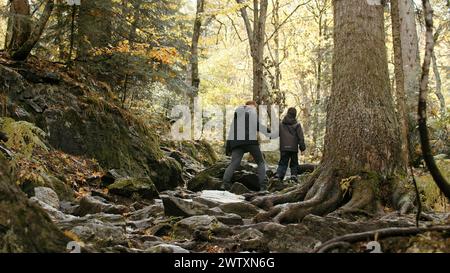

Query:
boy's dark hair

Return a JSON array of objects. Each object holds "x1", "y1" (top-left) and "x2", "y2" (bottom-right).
[{"x1": 287, "y1": 107, "x2": 297, "y2": 118}]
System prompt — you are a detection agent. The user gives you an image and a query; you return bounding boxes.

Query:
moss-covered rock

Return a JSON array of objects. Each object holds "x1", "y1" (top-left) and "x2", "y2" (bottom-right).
[
  {"x1": 0, "y1": 63, "x2": 183, "y2": 191},
  {"x1": 21, "y1": 173, "x2": 74, "y2": 201},
  {"x1": 0, "y1": 155, "x2": 70, "y2": 253},
  {"x1": 108, "y1": 177, "x2": 159, "y2": 200}
]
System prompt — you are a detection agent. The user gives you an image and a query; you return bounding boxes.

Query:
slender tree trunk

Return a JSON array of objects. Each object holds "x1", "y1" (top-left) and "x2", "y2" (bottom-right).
[
  {"x1": 272, "y1": 0, "x2": 281, "y2": 93},
  {"x1": 418, "y1": 0, "x2": 450, "y2": 200},
  {"x1": 5, "y1": 0, "x2": 31, "y2": 54},
  {"x1": 253, "y1": 0, "x2": 268, "y2": 104},
  {"x1": 391, "y1": 0, "x2": 421, "y2": 165},
  {"x1": 56, "y1": 4, "x2": 66, "y2": 61},
  {"x1": 191, "y1": 0, "x2": 205, "y2": 91},
  {"x1": 9, "y1": 0, "x2": 55, "y2": 61},
  {"x1": 312, "y1": 9, "x2": 324, "y2": 158},
  {"x1": 237, "y1": 0, "x2": 269, "y2": 104},
  {"x1": 68, "y1": 5, "x2": 77, "y2": 62},
  {"x1": 431, "y1": 52, "x2": 445, "y2": 117}
]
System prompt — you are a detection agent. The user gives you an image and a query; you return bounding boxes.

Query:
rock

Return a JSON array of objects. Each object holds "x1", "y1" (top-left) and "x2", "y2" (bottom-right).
[
  {"x1": 68, "y1": 219, "x2": 127, "y2": 248},
  {"x1": 127, "y1": 204, "x2": 164, "y2": 221},
  {"x1": 230, "y1": 182, "x2": 251, "y2": 195},
  {"x1": 219, "y1": 202, "x2": 261, "y2": 219},
  {"x1": 235, "y1": 228, "x2": 266, "y2": 251},
  {"x1": 206, "y1": 207, "x2": 225, "y2": 216},
  {"x1": 33, "y1": 187, "x2": 60, "y2": 209},
  {"x1": 149, "y1": 223, "x2": 173, "y2": 237},
  {"x1": 101, "y1": 169, "x2": 124, "y2": 186},
  {"x1": 74, "y1": 195, "x2": 129, "y2": 216},
  {"x1": 58, "y1": 213, "x2": 127, "y2": 229},
  {"x1": 198, "y1": 190, "x2": 245, "y2": 206},
  {"x1": 217, "y1": 213, "x2": 244, "y2": 226},
  {"x1": 187, "y1": 161, "x2": 262, "y2": 192},
  {"x1": 21, "y1": 172, "x2": 74, "y2": 202},
  {"x1": 173, "y1": 215, "x2": 222, "y2": 239},
  {"x1": 146, "y1": 244, "x2": 190, "y2": 253},
  {"x1": 29, "y1": 197, "x2": 76, "y2": 222},
  {"x1": 0, "y1": 153, "x2": 70, "y2": 253},
  {"x1": 13, "y1": 106, "x2": 31, "y2": 120},
  {"x1": 127, "y1": 218, "x2": 155, "y2": 230},
  {"x1": 108, "y1": 177, "x2": 159, "y2": 200},
  {"x1": 162, "y1": 195, "x2": 209, "y2": 217},
  {"x1": 60, "y1": 201, "x2": 79, "y2": 215}
]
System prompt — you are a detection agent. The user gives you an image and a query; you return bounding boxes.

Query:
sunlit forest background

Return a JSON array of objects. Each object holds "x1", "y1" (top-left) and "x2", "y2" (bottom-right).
[{"x1": 0, "y1": 0, "x2": 447, "y2": 160}]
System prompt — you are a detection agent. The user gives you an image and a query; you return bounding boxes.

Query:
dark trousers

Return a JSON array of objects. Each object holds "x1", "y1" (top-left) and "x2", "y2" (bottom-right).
[
  {"x1": 223, "y1": 145, "x2": 267, "y2": 190},
  {"x1": 276, "y1": 151, "x2": 299, "y2": 181}
]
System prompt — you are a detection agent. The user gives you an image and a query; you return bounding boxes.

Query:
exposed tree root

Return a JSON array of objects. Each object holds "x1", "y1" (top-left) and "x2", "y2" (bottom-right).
[
  {"x1": 252, "y1": 164, "x2": 417, "y2": 224},
  {"x1": 254, "y1": 167, "x2": 342, "y2": 223},
  {"x1": 314, "y1": 225, "x2": 450, "y2": 253},
  {"x1": 250, "y1": 169, "x2": 320, "y2": 210}
]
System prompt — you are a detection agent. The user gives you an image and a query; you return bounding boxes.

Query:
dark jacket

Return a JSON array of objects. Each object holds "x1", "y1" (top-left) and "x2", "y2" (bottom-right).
[
  {"x1": 225, "y1": 106, "x2": 270, "y2": 155},
  {"x1": 279, "y1": 115, "x2": 306, "y2": 152}
]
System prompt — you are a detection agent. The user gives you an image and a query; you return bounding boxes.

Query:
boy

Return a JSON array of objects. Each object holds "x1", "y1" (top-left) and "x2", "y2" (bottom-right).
[{"x1": 275, "y1": 107, "x2": 306, "y2": 182}]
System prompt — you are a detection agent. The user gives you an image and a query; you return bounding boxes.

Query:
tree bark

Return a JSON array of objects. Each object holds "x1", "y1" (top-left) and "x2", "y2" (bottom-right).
[
  {"x1": 431, "y1": 52, "x2": 445, "y2": 117},
  {"x1": 9, "y1": 0, "x2": 55, "y2": 61},
  {"x1": 5, "y1": 0, "x2": 31, "y2": 54},
  {"x1": 391, "y1": 0, "x2": 421, "y2": 165},
  {"x1": 237, "y1": 0, "x2": 269, "y2": 104},
  {"x1": 191, "y1": 0, "x2": 205, "y2": 91}
]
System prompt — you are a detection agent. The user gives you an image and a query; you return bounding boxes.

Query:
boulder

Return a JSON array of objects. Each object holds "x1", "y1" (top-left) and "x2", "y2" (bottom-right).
[
  {"x1": 74, "y1": 196, "x2": 129, "y2": 216},
  {"x1": 1, "y1": 62, "x2": 184, "y2": 194},
  {"x1": 127, "y1": 204, "x2": 164, "y2": 221},
  {"x1": 162, "y1": 195, "x2": 209, "y2": 217},
  {"x1": 68, "y1": 219, "x2": 127, "y2": 248},
  {"x1": 108, "y1": 177, "x2": 159, "y2": 200},
  {"x1": 217, "y1": 213, "x2": 244, "y2": 226},
  {"x1": 219, "y1": 202, "x2": 261, "y2": 219},
  {"x1": 127, "y1": 218, "x2": 155, "y2": 230},
  {"x1": 173, "y1": 215, "x2": 225, "y2": 239},
  {"x1": 230, "y1": 182, "x2": 251, "y2": 195},
  {"x1": 187, "y1": 161, "x2": 261, "y2": 192},
  {"x1": 0, "y1": 153, "x2": 70, "y2": 253},
  {"x1": 33, "y1": 187, "x2": 60, "y2": 209},
  {"x1": 197, "y1": 190, "x2": 245, "y2": 206},
  {"x1": 101, "y1": 169, "x2": 124, "y2": 186}
]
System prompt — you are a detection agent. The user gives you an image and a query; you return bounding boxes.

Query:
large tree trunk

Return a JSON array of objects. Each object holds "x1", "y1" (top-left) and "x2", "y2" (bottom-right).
[
  {"x1": 77, "y1": 0, "x2": 112, "y2": 60},
  {"x1": 5, "y1": 0, "x2": 31, "y2": 54},
  {"x1": 252, "y1": 0, "x2": 414, "y2": 224},
  {"x1": 391, "y1": 0, "x2": 421, "y2": 165},
  {"x1": 325, "y1": 1, "x2": 402, "y2": 176},
  {"x1": 9, "y1": 0, "x2": 55, "y2": 61},
  {"x1": 0, "y1": 155, "x2": 69, "y2": 252}
]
